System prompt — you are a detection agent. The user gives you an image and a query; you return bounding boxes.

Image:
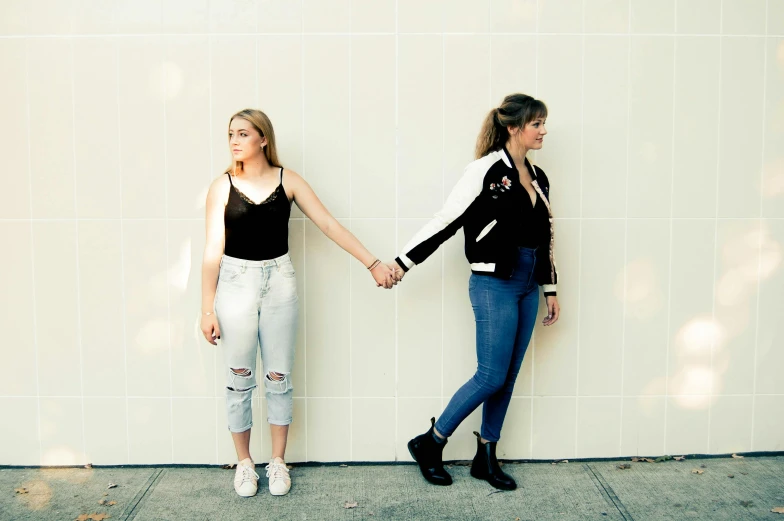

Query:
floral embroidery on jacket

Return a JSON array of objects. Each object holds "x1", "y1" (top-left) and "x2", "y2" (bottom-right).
[{"x1": 489, "y1": 176, "x2": 512, "y2": 197}]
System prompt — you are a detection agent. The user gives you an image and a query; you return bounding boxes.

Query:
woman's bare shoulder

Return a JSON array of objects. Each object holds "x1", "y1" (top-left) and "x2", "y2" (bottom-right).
[
  {"x1": 207, "y1": 172, "x2": 231, "y2": 202},
  {"x1": 281, "y1": 168, "x2": 304, "y2": 184}
]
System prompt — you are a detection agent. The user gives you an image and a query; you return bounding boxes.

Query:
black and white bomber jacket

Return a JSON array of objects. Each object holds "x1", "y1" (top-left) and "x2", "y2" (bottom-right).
[{"x1": 395, "y1": 147, "x2": 558, "y2": 297}]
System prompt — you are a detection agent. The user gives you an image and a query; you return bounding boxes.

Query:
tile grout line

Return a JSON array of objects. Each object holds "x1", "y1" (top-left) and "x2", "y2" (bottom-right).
[
  {"x1": 530, "y1": 0, "x2": 540, "y2": 459},
  {"x1": 440, "y1": 16, "x2": 445, "y2": 414},
  {"x1": 206, "y1": 6, "x2": 218, "y2": 465},
  {"x1": 707, "y1": 0, "x2": 724, "y2": 454},
  {"x1": 663, "y1": 0, "x2": 678, "y2": 456},
  {"x1": 3, "y1": 32, "x2": 784, "y2": 38},
  {"x1": 3, "y1": 216, "x2": 784, "y2": 223},
  {"x1": 618, "y1": 0, "x2": 632, "y2": 458},
  {"x1": 348, "y1": 0, "x2": 353, "y2": 463},
  {"x1": 162, "y1": 18, "x2": 175, "y2": 464},
  {"x1": 574, "y1": 0, "x2": 586, "y2": 459},
  {"x1": 70, "y1": 36, "x2": 89, "y2": 464},
  {"x1": 24, "y1": 36, "x2": 44, "y2": 466},
  {"x1": 116, "y1": 34, "x2": 132, "y2": 465},
  {"x1": 393, "y1": 0, "x2": 400, "y2": 462},
  {"x1": 749, "y1": 0, "x2": 770, "y2": 452},
  {"x1": 3, "y1": 393, "x2": 784, "y2": 400},
  {"x1": 254, "y1": 0, "x2": 262, "y2": 468},
  {"x1": 300, "y1": 0, "x2": 307, "y2": 462}
]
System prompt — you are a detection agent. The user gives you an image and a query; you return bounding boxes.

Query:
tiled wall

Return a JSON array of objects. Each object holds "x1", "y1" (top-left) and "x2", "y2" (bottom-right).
[{"x1": 1, "y1": 0, "x2": 783, "y2": 465}]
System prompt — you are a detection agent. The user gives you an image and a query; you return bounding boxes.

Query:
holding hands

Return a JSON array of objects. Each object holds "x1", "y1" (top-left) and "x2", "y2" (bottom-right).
[
  {"x1": 369, "y1": 259, "x2": 397, "y2": 289},
  {"x1": 368, "y1": 259, "x2": 406, "y2": 289}
]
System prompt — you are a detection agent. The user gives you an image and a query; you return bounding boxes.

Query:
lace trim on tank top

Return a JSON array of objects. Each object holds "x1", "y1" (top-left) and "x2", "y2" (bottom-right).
[
  {"x1": 231, "y1": 182, "x2": 281, "y2": 206},
  {"x1": 228, "y1": 171, "x2": 283, "y2": 206}
]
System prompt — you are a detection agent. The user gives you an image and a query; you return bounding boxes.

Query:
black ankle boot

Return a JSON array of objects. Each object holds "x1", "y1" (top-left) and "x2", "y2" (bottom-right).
[
  {"x1": 470, "y1": 431, "x2": 516, "y2": 490},
  {"x1": 407, "y1": 417, "x2": 453, "y2": 486}
]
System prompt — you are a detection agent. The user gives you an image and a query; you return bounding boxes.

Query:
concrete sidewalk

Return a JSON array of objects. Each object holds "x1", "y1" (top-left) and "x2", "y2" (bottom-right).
[{"x1": 2, "y1": 456, "x2": 783, "y2": 520}]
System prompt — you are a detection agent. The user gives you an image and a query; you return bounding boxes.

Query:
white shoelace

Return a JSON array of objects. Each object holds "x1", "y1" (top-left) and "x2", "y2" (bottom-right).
[
  {"x1": 265, "y1": 461, "x2": 290, "y2": 482},
  {"x1": 238, "y1": 464, "x2": 259, "y2": 485}
]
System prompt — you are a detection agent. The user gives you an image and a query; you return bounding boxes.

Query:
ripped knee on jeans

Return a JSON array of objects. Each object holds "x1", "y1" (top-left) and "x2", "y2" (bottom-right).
[
  {"x1": 264, "y1": 371, "x2": 292, "y2": 394},
  {"x1": 227, "y1": 367, "x2": 256, "y2": 392}
]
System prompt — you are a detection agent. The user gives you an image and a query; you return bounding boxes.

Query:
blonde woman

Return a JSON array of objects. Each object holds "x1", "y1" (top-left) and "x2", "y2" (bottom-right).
[{"x1": 200, "y1": 109, "x2": 396, "y2": 497}]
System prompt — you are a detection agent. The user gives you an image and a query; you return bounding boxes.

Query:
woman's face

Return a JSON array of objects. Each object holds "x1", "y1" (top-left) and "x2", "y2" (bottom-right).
[
  {"x1": 511, "y1": 117, "x2": 547, "y2": 151},
  {"x1": 229, "y1": 118, "x2": 266, "y2": 162}
]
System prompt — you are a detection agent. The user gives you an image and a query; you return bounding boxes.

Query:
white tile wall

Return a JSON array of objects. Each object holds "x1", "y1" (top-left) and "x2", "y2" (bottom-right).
[{"x1": 1, "y1": 0, "x2": 782, "y2": 466}]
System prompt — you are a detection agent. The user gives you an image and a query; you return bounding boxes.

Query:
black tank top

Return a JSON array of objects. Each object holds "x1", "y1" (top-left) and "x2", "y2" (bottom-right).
[{"x1": 224, "y1": 168, "x2": 291, "y2": 261}]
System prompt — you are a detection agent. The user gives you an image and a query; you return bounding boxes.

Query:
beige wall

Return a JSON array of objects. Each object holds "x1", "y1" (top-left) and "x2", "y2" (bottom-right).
[{"x1": 1, "y1": 0, "x2": 783, "y2": 465}]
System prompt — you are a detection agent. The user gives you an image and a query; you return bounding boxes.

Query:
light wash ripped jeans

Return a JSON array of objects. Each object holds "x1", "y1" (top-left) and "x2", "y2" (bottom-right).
[{"x1": 215, "y1": 254, "x2": 298, "y2": 431}]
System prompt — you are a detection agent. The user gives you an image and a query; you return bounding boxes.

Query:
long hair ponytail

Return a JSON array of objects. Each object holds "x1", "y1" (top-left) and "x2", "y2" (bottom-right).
[{"x1": 475, "y1": 94, "x2": 548, "y2": 159}]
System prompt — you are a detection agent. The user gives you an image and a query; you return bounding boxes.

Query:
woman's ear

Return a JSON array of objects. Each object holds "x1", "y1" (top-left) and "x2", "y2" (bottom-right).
[{"x1": 260, "y1": 137, "x2": 268, "y2": 148}]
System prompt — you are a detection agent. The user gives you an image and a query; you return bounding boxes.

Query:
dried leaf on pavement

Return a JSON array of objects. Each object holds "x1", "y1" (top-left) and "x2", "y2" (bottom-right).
[
  {"x1": 222, "y1": 464, "x2": 236, "y2": 470},
  {"x1": 340, "y1": 464, "x2": 349, "y2": 468},
  {"x1": 732, "y1": 454, "x2": 744, "y2": 459},
  {"x1": 691, "y1": 469, "x2": 704, "y2": 474},
  {"x1": 75, "y1": 515, "x2": 110, "y2": 521},
  {"x1": 771, "y1": 506, "x2": 784, "y2": 514},
  {"x1": 108, "y1": 501, "x2": 117, "y2": 506},
  {"x1": 674, "y1": 456, "x2": 686, "y2": 461},
  {"x1": 616, "y1": 464, "x2": 631, "y2": 470},
  {"x1": 84, "y1": 464, "x2": 93, "y2": 469},
  {"x1": 344, "y1": 501, "x2": 358, "y2": 509},
  {"x1": 728, "y1": 474, "x2": 735, "y2": 478},
  {"x1": 15, "y1": 488, "x2": 28, "y2": 495},
  {"x1": 107, "y1": 483, "x2": 118, "y2": 489},
  {"x1": 98, "y1": 500, "x2": 106, "y2": 505}
]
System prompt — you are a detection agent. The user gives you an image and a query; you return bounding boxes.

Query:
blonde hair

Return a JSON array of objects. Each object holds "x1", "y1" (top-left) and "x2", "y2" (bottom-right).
[
  {"x1": 225, "y1": 108, "x2": 282, "y2": 175},
  {"x1": 475, "y1": 94, "x2": 548, "y2": 159}
]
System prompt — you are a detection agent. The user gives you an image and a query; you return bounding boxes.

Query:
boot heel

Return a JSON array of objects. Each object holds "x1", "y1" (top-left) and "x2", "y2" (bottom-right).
[
  {"x1": 407, "y1": 417, "x2": 453, "y2": 486},
  {"x1": 469, "y1": 431, "x2": 516, "y2": 491}
]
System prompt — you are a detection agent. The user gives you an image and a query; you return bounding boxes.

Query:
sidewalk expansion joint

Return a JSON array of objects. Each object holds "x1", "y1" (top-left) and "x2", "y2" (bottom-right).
[
  {"x1": 119, "y1": 468, "x2": 165, "y2": 521},
  {"x1": 583, "y1": 463, "x2": 635, "y2": 521}
]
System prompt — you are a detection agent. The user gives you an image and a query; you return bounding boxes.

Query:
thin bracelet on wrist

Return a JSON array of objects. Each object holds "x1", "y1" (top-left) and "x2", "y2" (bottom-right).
[{"x1": 367, "y1": 259, "x2": 381, "y2": 271}]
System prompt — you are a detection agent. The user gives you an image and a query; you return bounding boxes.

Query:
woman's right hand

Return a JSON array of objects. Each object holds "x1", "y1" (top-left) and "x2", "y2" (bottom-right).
[
  {"x1": 201, "y1": 313, "x2": 221, "y2": 345},
  {"x1": 388, "y1": 260, "x2": 405, "y2": 282}
]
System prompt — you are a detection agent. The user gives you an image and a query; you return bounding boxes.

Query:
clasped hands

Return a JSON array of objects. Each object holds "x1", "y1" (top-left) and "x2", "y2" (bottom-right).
[{"x1": 370, "y1": 260, "x2": 405, "y2": 289}]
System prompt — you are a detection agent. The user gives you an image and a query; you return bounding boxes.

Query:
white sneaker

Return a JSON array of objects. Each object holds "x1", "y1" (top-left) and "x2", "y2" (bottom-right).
[
  {"x1": 233, "y1": 458, "x2": 259, "y2": 497},
  {"x1": 265, "y1": 457, "x2": 291, "y2": 496}
]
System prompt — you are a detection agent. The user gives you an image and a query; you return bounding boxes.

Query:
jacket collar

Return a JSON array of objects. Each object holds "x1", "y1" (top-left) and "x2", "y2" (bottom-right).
[{"x1": 501, "y1": 146, "x2": 537, "y2": 179}]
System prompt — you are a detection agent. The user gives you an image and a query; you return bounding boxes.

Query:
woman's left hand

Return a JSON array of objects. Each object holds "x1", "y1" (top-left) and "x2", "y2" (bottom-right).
[
  {"x1": 371, "y1": 262, "x2": 397, "y2": 289},
  {"x1": 543, "y1": 295, "x2": 560, "y2": 326}
]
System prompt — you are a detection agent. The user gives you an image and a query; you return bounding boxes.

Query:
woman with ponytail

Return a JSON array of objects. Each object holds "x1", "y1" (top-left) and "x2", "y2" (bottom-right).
[{"x1": 388, "y1": 94, "x2": 561, "y2": 490}]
